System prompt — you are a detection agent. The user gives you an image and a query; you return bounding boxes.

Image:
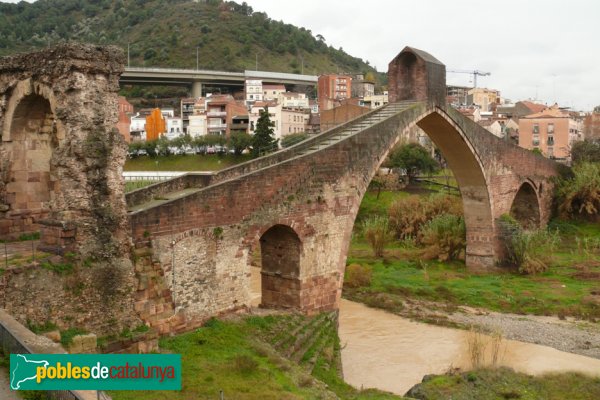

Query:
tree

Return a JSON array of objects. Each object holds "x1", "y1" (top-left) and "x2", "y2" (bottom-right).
[
  {"x1": 386, "y1": 143, "x2": 438, "y2": 182},
  {"x1": 571, "y1": 139, "x2": 600, "y2": 164},
  {"x1": 229, "y1": 131, "x2": 253, "y2": 155},
  {"x1": 252, "y1": 107, "x2": 278, "y2": 157}
]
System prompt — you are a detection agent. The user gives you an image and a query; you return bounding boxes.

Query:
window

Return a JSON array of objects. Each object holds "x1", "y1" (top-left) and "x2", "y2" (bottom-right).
[
  {"x1": 548, "y1": 147, "x2": 554, "y2": 157},
  {"x1": 250, "y1": 121, "x2": 255, "y2": 131},
  {"x1": 547, "y1": 136, "x2": 554, "y2": 146},
  {"x1": 532, "y1": 138, "x2": 540, "y2": 146},
  {"x1": 533, "y1": 124, "x2": 539, "y2": 134},
  {"x1": 547, "y1": 123, "x2": 554, "y2": 134},
  {"x1": 250, "y1": 95, "x2": 253, "y2": 99}
]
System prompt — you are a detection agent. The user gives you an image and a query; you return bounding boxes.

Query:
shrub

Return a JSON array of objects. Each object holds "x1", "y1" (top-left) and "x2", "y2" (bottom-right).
[
  {"x1": 388, "y1": 194, "x2": 463, "y2": 242},
  {"x1": 388, "y1": 195, "x2": 428, "y2": 240},
  {"x1": 345, "y1": 264, "x2": 373, "y2": 288},
  {"x1": 362, "y1": 216, "x2": 389, "y2": 257},
  {"x1": 421, "y1": 214, "x2": 466, "y2": 261},
  {"x1": 556, "y1": 162, "x2": 600, "y2": 219},
  {"x1": 505, "y1": 227, "x2": 560, "y2": 274}
]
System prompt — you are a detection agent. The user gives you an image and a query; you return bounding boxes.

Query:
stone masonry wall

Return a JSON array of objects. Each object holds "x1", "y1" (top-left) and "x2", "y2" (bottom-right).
[{"x1": 0, "y1": 44, "x2": 130, "y2": 260}]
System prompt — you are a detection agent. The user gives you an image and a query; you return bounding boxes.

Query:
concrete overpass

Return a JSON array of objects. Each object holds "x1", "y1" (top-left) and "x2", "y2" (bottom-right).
[{"x1": 120, "y1": 67, "x2": 318, "y2": 97}]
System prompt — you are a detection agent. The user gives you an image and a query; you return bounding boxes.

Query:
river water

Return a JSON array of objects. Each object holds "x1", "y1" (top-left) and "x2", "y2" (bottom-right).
[
  {"x1": 249, "y1": 266, "x2": 600, "y2": 395},
  {"x1": 339, "y1": 299, "x2": 600, "y2": 395}
]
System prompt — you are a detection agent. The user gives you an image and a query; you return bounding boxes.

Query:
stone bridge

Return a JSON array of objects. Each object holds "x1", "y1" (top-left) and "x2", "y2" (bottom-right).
[{"x1": 0, "y1": 45, "x2": 561, "y2": 330}]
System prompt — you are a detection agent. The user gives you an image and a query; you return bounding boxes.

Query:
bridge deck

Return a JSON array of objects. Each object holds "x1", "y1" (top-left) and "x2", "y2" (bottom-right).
[
  {"x1": 128, "y1": 187, "x2": 203, "y2": 213},
  {"x1": 127, "y1": 101, "x2": 420, "y2": 215}
]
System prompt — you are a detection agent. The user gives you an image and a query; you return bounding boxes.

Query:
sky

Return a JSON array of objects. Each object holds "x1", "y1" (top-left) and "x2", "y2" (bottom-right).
[
  {"x1": 3, "y1": 0, "x2": 599, "y2": 110},
  {"x1": 242, "y1": 0, "x2": 599, "y2": 111}
]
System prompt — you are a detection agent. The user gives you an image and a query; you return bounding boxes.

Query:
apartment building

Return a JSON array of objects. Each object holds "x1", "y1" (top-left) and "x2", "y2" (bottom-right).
[
  {"x1": 318, "y1": 74, "x2": 352, "y2": 111},
  {"x1": 518, "y1": 104, "x2": 583, "y2": 161}
]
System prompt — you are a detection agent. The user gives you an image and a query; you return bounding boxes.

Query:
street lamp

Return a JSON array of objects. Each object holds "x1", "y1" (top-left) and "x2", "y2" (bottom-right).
[{"x1": 196, "y1": 47, "x2": 199, "y2": 70}]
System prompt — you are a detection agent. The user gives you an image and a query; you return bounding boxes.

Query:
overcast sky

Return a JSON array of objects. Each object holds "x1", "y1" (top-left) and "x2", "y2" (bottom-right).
[
  {"x1": 3, "y1": 0, "x2": 599, "y2": 110},
  {"x1": 243, "y1": 0, "x2": 599, "y2": 111}
]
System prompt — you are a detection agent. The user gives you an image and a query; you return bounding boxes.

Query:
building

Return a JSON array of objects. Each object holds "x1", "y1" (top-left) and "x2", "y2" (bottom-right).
[
  {"x1": 584, "y1": 111, "x2": 600, "y2": 140},
  {"x1": 205, "y1": 95, "x2": 248, "y2": 137},
  {"x1": 188, "y1": 113, "x2": 207, "y2": 137},
  {"x1": 478, "y1": 119, "x2": 503, "y2": 138},
  {"x1": 467, "y1": 88, "x2": 500, "y2": 111},
  {"x1": 446, "y1": 85, "x2": 470, "y2": 107},
  {"x1": 245, "y1": 79, "x2": 263, "y2": 103},
  {"x1": 263, "y1": 84, "x2": 286, "y2": 101},
  {"x1": 351, "y1": 74, "x2": 375, "y2": 98},
  {"x1": 279, "y1": 92, "x2": 310, "y2": 109},
  {"x1": 309, "y1": 100, "x2": 319, "y2": 114},
  {"x1": 518, "y1": 104, "x2": 583, "y2": 161},
  {"x1": 249, "y1": 101, "x2": 283, "y2": 140},
  {"x1": 360, "y1": 93, "x2": 389, "y2": 109},
  {"x1": 496, "y1": 101, "x2": 546, "y2": 119},
  {"x1": 320, "y1": 102, "x2": 370, "y2": 132},
  {"x1": 116, "y1": 96, "x2": 133, "y2": 143},
  {"x1": 145, "y1": 108, "x2": 166, "y2": 141},
  {"x1": 165, "y1": 117, "x2": 184, "y2": 139},
  {"x1": 318, "y1": 74, "x2": 352, "y2": 111},
  {"x1": 457, "y1": 106, "x2": 481, "y2": 122},
  {"x1": 282, "y1": 108, "x2": 309, "y2": 135},
  {"x1": 180, "y1": 98, "x2": 196, "y2": 133}
]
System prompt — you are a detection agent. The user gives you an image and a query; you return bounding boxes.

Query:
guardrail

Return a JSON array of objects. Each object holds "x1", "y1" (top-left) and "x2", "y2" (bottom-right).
[{"x1": 0, "y1": 310, "x2": 87, "y2": 400}]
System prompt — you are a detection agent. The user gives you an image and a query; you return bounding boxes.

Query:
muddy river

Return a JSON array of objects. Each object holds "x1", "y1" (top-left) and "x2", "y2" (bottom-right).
[
  {"x1": 339, "y1": 299, "x2": 600, "y2": 395},
  {"x1": 249, "y1": 266, "x2": 600, "y2": 395}
]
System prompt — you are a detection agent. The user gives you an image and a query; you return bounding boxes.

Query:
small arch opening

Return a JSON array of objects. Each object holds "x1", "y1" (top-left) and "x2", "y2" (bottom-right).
[
  {"x1": 256, "y1": 224, "x2": 302, "y2": 309},
  {"x1": 510, "y1": 182, "x2": 541, "y2": 229},
  {"x1": 2, "y1": 94, "x2": 57, "y2": 237}
]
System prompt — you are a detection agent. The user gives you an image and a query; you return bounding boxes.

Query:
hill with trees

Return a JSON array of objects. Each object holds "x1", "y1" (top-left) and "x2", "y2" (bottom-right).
[{"x1": 0, "y1": 0, "x2": 386, "y2": 86}]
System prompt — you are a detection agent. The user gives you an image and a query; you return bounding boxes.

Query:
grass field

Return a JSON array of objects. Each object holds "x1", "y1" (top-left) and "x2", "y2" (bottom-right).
[
  {"x1": 109, "y1": 316, "x2": 403, "y2": 400},
  {"x1": 124, "y1": 154, "x2": 252, "y2": 172},
  {"x1": 347, "y1": 188, "x2": 600, "y2": 320},
  {"x1": 407, "y1": 367, "x2": 600, "y2": 400}
]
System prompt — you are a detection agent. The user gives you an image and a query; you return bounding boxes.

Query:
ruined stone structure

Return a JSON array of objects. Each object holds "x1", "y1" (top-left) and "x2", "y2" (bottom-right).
[
  {"x1": 0, "y1": 44, "x2": 130, "y2": 259},
  {"x1": 0, "y1": 45, "x2": 139, "y2": 335},
  {"x1": 0, "y1": 45, "x2": 562, "y2": 336},
  {"x1": 126, "y1": 47, "x2": 561, "y2": 330}
]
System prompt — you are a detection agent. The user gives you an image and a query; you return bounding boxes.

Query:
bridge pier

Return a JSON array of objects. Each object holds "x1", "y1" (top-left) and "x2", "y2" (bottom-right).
[{"x1": 192, "y1": 81, "x2": 202, "y2": 98}]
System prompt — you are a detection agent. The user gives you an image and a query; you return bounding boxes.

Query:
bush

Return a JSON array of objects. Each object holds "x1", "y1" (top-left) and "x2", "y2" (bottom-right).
[
  {"x1": 345, "y1": 264, "x2": 373, "y2": 288},
  {"x1": 388, "y1": 194, "x2": 463, "y2": 242},
  {"x1": 421, "y1": 214, "x2": 466, "y2": 261},
  {"x1": 362, "y1": 216, "x2": 389, "y2": 257},
  {"x1": 556, "y1": 162, "x2": 600, "y2": 220},
  {"x1": 504, "y1": 225, "x2": 560, "y2": 274}
]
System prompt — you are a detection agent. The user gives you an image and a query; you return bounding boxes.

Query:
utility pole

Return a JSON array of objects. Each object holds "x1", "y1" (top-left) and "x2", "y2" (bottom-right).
[
  {"x1": 196, "y1": 47, "x2": 199, "y2": 71},
  {"x1": 255, "y1": 53, "x2": 258, "y2": 71},
  {"x1": 127, "y1": 43, "x2": 130, "y2": 67}
]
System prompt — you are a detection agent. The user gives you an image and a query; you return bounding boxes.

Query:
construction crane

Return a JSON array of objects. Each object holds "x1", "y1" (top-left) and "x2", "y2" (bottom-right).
[{"x1": 447, "y1": 69, "x2": 491, "y2": 88}]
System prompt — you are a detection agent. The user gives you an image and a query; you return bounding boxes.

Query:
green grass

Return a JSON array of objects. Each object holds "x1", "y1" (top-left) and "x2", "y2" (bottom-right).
[
  {"x1": 356, "y1": 190, "x2": 410, "y2": 224},
  {"x1": 110, "y1": 316, "x2": 404, "y2": 400},
  {"x1": 124, "y1": 154, "x2": 252, "y2": 172},
  {"x1": 408, "y1": 367, "x2": 600, "y2": 400},
  {"x1": 346, "y1": 219, "x2": 600, "y2": 319}
]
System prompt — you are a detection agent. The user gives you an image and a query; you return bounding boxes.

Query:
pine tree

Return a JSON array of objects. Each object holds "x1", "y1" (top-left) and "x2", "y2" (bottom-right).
[{"x1": 252, "y1": 107, "x2": 278, "y2": 157}]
